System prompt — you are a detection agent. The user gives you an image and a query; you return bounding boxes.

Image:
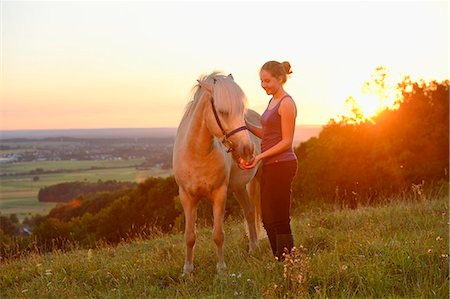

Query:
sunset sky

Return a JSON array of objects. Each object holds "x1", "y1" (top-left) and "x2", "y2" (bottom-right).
[{"x1": 1, "y1": 0, "x2": 448, "y2": 130}]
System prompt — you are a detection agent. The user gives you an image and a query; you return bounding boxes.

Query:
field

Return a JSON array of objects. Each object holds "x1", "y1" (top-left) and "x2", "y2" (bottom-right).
[
  {"x1": 0, "y1": 159, "x2": 172, "y2": 220},
  {"x1": 0, "y1": 195, "x2": 447, "y2": 298}
]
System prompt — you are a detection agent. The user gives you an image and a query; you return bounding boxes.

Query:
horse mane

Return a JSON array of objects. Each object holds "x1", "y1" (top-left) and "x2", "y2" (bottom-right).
[{"x1": 181, "y1": 72, "x2": 248, "y2": 124}]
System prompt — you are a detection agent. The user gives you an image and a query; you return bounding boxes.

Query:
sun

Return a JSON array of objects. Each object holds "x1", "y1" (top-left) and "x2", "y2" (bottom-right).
[
  {"x1": 342, "y1": 67, "x2": 402, "y2": 121},
  {"x1": 356, "y1": 94, "x2": 383, "y2": 118},
  {"x1": 356, "y1": 92, "x2": 400, "y2": 119}
]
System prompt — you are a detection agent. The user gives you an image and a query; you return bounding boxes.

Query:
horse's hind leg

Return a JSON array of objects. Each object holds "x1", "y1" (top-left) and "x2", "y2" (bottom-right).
[
  {"x1": 180, "y1": 189, "x2": 198, "y2": 274},
  {"x1": 212, "y1": 185, "x2": 227, "y2": 272},
  {"x1": 234, "y1": 186, "x2": 259, "y2": 253},
  {"x1": 248, "y1": 174, "x2": 264, "y2": 240}
]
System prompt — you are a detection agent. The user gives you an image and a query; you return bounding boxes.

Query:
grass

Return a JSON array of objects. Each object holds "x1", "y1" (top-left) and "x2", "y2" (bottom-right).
[{"x1": 0, "y1": 195, "x2": 447, "y2": 298}]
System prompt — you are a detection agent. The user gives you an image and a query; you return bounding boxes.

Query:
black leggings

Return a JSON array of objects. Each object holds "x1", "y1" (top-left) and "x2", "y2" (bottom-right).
[{"x1": 261, "y1": 160, "x2": 297, "y2": 238}]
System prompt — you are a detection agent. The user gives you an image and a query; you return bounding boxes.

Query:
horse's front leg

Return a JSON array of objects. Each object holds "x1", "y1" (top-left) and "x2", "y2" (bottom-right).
[
  {"x1": 212, "y1": 185, "x2": 227, "y2": 272},
  {"x1": 180, "y1": 189, "x2": 198, "y2": 274}
]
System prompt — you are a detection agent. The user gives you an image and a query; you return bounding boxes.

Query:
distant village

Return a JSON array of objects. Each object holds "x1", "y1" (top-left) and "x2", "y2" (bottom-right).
[
  {"x1": 0, "y1": 125, "x2": 323, "y2": 169},
  {"x1": 0, "y1": 137, "x2": 174, "y2": 169}
]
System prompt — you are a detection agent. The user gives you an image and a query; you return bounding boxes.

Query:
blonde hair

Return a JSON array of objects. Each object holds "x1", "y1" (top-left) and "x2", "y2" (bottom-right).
[
  {"x1": 260, "y1": 61, "x2": 293, "y2": 84},
  {"x1": 183, "y1": 72, "x2": 247, "y2": 122}
]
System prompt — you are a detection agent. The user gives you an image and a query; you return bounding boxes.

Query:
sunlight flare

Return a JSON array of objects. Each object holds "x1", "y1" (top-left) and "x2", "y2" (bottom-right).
[{"x1": 342, "y1": 67, "x2": 402, "y2": 121}]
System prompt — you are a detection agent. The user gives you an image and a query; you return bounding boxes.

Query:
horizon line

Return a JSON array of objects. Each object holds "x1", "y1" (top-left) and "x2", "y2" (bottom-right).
[{"x1": 0, "y1": 124, "x2": 326, "y2": 132}]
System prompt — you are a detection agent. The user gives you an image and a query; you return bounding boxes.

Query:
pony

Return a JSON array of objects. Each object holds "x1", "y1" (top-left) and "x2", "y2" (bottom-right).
[{"x1": 173, "y1": 72, "x2": 262, "y2": 274}]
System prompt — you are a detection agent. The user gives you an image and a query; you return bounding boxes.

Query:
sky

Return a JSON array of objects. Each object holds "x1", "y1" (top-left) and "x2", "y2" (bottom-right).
[{"x1": 1, "y1": 0, "x2": 448, "y2": 130}]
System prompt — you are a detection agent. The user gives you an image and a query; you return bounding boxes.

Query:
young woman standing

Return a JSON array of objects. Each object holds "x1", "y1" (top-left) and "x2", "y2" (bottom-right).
[{"x1": 241, "y1": 60, "x2": 298, "y2": 260}]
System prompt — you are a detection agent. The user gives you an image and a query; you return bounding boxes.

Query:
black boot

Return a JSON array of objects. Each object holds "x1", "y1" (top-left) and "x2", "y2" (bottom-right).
[
  {"x1": 267, "y1": 231, "x2": 277, "y2": 256},
  {"x1": 276, "y1": 234, "x2": 294, "y2": 261}
]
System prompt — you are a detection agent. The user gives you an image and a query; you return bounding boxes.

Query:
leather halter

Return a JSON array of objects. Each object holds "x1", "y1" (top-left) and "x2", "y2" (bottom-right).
[
  {"x1": 210, "y1": 99, "x2": 248, "y2": 153},
  {"x1": 203, "y1": 77, "x2": 248, "y2": 154}
]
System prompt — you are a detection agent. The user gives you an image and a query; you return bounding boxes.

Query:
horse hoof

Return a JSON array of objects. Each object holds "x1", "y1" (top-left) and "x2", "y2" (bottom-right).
[
  {"x1": 249, "y1": 242, "x2": 259, "y2": 254},
  {"x1": 216, "y1": 262, "x2": 227, "y2": 273},
  {"x1": 183, "y1": 264, "x2": 194, "y2": 275},
  {"x1": 181, "y1": 271, "x2": 194, "y2": 280}
]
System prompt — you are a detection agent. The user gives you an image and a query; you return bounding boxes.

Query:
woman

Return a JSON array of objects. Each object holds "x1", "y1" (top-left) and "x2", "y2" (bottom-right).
[{"x1": 241, "y1": 60, "x2": 298, "y2": 261}]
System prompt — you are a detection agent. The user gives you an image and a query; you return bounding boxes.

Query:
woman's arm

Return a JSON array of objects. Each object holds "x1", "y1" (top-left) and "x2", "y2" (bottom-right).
[
  {"x1": 245, "y1": 119, "x2": 263, "y2": 139},
  {"x1": 242, "y1": 98, "x2": 296, "y2": 168}
]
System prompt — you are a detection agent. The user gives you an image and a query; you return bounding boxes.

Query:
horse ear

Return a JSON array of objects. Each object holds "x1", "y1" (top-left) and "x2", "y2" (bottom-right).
[
  {"x1": 227, "y1": 73, "x2": 234, "y2": 80},
  {"x1": 197, "y1": 80, "x2": 213, "y2": 94}
]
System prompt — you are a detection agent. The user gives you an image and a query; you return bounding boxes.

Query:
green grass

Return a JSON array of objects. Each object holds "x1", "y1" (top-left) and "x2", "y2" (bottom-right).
[{"x1": 1, "y1": 196, "x2": 447, "y2": 298}]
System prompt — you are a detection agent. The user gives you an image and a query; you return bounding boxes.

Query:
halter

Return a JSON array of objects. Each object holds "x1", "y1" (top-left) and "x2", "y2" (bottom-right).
[
  {"x1": 201, "y1": 77, "x2": 248, "y2": 154},
  {"x1": 210, "y1": 98, "x2": 248, "y2": 153}
]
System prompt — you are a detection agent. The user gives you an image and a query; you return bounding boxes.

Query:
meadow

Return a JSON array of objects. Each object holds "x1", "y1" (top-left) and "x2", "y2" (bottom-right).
[
  {"x1": 0, "y1": 159, "x2": 172, "y2": 220},
  {"x1": 0, "y1": 195, "x2": 447, "y2": 298}
]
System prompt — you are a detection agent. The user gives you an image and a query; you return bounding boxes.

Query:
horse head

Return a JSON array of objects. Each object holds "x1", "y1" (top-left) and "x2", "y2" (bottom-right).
[{"x1": 198, "y1": 73, "x2": 255, "y2": 164}]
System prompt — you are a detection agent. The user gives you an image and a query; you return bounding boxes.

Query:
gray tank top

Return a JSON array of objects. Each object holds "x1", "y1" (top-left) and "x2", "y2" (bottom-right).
[{"x1": 260, "y1": 95, "x2": 297, "y2": 165}]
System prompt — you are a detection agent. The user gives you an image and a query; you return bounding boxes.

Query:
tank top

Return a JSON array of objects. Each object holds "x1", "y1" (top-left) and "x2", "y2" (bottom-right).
[{"x1": 260, "y1": 95, "x2": 297, "y2": 165}]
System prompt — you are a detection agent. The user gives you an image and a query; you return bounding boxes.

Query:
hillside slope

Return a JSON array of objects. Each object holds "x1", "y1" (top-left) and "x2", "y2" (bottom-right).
[{"x1": 1, "y1": 196, "x2": 448, "y2": 298}]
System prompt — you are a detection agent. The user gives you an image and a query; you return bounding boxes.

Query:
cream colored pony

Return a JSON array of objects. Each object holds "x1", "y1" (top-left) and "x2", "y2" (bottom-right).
[{"x1": 173, "y1": 72, "x2": 261, "y2": 274}]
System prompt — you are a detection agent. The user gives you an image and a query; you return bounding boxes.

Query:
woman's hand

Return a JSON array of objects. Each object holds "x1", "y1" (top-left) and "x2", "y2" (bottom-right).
[{"x1": 239, "y1": 154, "x2": 262, "y2": 170}]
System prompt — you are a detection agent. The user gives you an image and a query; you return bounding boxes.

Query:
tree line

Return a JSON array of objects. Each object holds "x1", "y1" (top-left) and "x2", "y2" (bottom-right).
[{"x1": 38, "y1": 180, "x2": 136, "y2": 203}]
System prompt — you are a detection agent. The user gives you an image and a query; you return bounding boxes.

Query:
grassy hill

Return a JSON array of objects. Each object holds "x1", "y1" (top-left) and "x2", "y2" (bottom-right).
[{"x1": 1, "y1": 195, "x2": 448, "y2": 298}]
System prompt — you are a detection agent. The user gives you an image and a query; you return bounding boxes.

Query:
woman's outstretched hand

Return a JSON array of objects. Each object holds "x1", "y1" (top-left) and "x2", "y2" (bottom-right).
[{"x1": 239, "y1": 155, "x2": 262, "y2": 170}]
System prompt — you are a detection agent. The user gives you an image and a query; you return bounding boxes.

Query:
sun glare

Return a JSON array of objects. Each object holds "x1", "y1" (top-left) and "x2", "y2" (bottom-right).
[
  {"x1": 357, "y1": 94, "x2": 382, "y2": 118},
  {"x1": 355, "y1": 92, "x2": 400, "y2": 119},
  {"x1": 342, "y1": 67, "x2": 402, "y2": 122}
]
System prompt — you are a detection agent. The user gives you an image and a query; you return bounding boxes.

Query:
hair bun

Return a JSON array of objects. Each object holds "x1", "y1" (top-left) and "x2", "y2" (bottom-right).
[{"x1": 282, "y1": 61, "x2": 293, "y2": 75}]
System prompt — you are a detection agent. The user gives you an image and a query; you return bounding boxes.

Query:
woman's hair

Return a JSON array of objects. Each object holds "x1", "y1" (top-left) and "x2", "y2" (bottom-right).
[{"x1": 260, "y1": 60, "x2": 293, "y2": 84}]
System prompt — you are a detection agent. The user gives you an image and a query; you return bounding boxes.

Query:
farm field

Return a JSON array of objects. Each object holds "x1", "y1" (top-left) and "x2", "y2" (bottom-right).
[
  {"x1": 0, "y1": 159, "x2": 172, "y2": 221},
  {"x1": 0, "y1": 158, "x2": 146, "y2": 175}
]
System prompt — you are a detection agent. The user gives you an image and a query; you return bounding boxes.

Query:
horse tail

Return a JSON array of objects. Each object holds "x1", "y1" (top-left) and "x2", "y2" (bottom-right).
[{"x1": 248, "y1": 166, "x2": 264, "y2": 240}]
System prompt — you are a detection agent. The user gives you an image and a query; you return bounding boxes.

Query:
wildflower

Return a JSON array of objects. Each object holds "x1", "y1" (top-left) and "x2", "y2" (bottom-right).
[
  {"x1": 341, "y1": 265, "x2": 348, "y2": 270},
  {"x1": 427, "y1": 249, "x2": 432, "y2": 253},
  {"x1": 436, "y1": 236, "x2": 443, "y2": 241},
  {"x1": 87, "y1": 249, "x2": 93, "y2": 260},
  {"x1": 440, "y1": 254, "x2": 448, "y2": 258}
]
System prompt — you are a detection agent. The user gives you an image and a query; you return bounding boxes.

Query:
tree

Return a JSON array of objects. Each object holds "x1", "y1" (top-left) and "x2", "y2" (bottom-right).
[
  {"x1": 293, "y1": 75, "x2": 449, "y2": 206},
  {"x1": 0, "y1": 214, "x2": 19, "y2": 236},
  {"x1": 32, "y1": 218, "x2": 70, "y2": 250}
]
